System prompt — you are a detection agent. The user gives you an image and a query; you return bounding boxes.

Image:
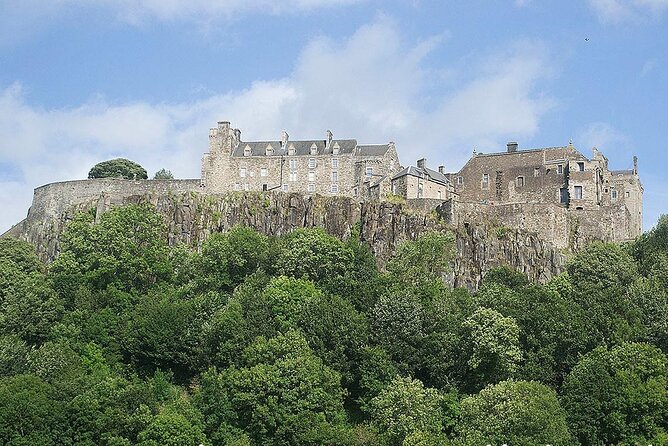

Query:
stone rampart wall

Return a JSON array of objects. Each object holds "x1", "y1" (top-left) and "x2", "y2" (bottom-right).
[{"x1": 28, "y1": 179, "x2": 202, "y2": 221}]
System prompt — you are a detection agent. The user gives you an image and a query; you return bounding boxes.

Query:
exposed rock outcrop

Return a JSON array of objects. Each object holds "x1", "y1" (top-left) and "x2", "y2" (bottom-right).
[{"x1": 5, "y1": 191, "x2": 566, "y2": 290}]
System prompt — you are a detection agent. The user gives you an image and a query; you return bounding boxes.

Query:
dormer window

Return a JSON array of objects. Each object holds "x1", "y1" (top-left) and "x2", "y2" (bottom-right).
[
  {"x1": 243, "y1": 145, "x2": 252, "y2": 157},
  {"x1": 265, "y1": 144, "x2": 274, "y2": 156},
  {"x1": 288, "y1": 144, "x2": 296, "y2": 156},
  {"x1": 332, "y1": 142, "x2": 340, "y2": 155},
  {"x1": 310, "y1": 143, "x2": 318, "y2": 155}
]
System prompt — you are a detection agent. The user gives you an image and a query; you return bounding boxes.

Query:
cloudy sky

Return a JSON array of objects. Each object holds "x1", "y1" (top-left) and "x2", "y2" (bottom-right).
[{"x1": 1, "y1": 0, "x2": 666, "y2": 232}]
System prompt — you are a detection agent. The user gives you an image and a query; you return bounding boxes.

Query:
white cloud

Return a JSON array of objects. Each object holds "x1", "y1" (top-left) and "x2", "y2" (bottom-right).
[
  {"x1": 0, "y1": 17, "x2": 556, "y2": 232},
  {"x1": 588, "y1": 0, "x2": 668, "y2": 23},
  {"x1": 577, "y1": 122, "x2": 633, "y2": 162}
]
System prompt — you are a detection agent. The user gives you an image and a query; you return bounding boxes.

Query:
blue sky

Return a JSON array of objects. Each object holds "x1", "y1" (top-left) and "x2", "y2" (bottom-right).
[{"x1": 0, "y1": 0, "x2": 666, "y2": 232}]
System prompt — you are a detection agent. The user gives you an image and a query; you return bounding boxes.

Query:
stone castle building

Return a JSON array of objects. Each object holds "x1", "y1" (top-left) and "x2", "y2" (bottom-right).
[
  {"x1": 450, "y1": 141, "x2": 643, "y2": 244},
  {"x1": 201, "y1": 121, "x2": 401, "y2": 198}
]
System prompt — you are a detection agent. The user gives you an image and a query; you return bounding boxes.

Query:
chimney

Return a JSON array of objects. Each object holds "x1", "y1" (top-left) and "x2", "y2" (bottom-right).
[
  {"x1": 507, "y1": 141, "x2": 518, "y2": 152},
  {"x1": 633, "y1": 155, "x2": 638, "y2": 174},
  {"x1": 438, "y1": 165, "x2": 445, "y2": 174},
  {"x1": 325, "y1": 130, "x2": 333, "y2": 148},
  {"x1": 417, "y1": 158, "x2": 426, "y2": 169},
  {"x1": 281, "y1": 130, "x2": 289, "y2": 147}
]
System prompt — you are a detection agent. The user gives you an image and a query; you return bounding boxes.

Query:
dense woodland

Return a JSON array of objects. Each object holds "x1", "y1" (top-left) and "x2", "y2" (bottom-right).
[{"x1": 1, "y1": 204, "x2": 667, "y2": 445}]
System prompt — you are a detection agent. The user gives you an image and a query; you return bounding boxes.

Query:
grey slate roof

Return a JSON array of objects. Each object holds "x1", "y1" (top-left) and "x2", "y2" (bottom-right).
[
  {"x1": 231, "y1": 139, "x2": 390, "y2": 157},
  {"x1": 392, "y1": 166, "x2": 450, "y2": 185}
]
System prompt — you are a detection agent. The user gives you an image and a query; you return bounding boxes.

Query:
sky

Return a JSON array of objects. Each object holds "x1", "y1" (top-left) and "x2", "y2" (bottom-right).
[{"x1": 0, "y1": 0, "x2": 666, "y2": 232}]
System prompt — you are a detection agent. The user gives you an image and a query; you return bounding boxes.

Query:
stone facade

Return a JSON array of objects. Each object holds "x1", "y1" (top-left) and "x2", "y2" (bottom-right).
[
  {"x1": 201, "y1": 121, "x2": 401, "y2": 198},
  {"x1": 450, "y1": 142, "x2": 643, "y2": 244},
  {"x1": 389, "y1": 158, "x2": 455, "y2": 200}
]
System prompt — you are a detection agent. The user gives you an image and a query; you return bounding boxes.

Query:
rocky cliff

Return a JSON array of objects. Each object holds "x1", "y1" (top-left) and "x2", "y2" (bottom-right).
[{"x1": 5, "y1": 190, "x2": 566, "y2": 290}]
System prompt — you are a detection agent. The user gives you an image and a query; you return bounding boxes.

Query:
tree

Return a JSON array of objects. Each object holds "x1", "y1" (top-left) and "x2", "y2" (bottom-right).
[
  {"x1": 278, "y1": 228, "x2": 354, "y2": 284},
  {"x1": 152, "y1": 168, "x2": 174, "y2": 180},
  {"x1": 462, "y1": 307, "x2": 522, "y2": 391},
  {"x1": 197, "y1": 226, "x2": 271, "y2": 293},
  {"x1": 385, "y1": 231, "x2": 455, "y2": 290},
  {"x1": 370, "y1": 376, "x2": 447, "y2": 445},
  {"x1": 561, "y1": 342, "x2": 668, "y2": 445},
  {"x1": 137, "y1": 407, "x2": 207, "y2": 446},
  {"x1": 88, "y1": 158, "x2": 148, "y2": 180},
  {"x1": 456, "y1": 380, "x2": 572, "y2": 445},
  {"x1": 0, "y1": 374, "x2": 65, "y2": 445},
  {"x1": 565, "y1": 242, "x2": 643, "y2": 345},
  {"x1": 51, "y1": 204, "x2": 172, "y2": 294},
  {"x1": 196, "y1": 330, "x2": 347, "y2": 445}
]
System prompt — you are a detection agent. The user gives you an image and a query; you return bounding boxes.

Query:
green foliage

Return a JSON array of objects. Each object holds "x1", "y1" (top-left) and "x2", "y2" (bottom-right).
[
  {"x1": 2, "y1": 204, "x2": 668, "y2": 444},
  {"x1": 88, "y1": 158, "x2": 148, "y2": 180},
  {"x1": 456, "y1": 380, "x2": 572, "y2": 445},
  {"x1": 386, "y1": 231, "x2": 455, "y2": 289},
  {"x1": 196, "y1": 330, "x2": 347, "y2": 445},
  {"x1": 463, "y1": 307, "x2": 522, "y2": 390},
  {"x1": 561, "y1": 342, "x2": 668, "y2": 445},
  {"x1": 152, "y1": 168, "x2": 174, "y2": 180},
  {"x1": 197, "y1": 226, "x2": 271, "y2": 292},
  {"x1": 0, "y1": 374, "x2": 65, "y2": 445},
  {"x1": 370, "y1": 376, "x2": 446, "y2": 445},
  {"x1": 51, "y1": 204, "x2": 172, "y2": 294},
  {"x1": 278, "y1": 227, "x2": 354, "y2": 283}
]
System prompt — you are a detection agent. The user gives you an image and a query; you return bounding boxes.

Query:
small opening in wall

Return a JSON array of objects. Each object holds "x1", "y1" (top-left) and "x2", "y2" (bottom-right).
[{"x1": 576, "y1": 206, "x2": 583, "y2": 210}]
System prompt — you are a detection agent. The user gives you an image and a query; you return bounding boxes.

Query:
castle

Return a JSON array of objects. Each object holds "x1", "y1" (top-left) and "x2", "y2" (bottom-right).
[
  {"x1": 4, "y1": 120, "x2": 643, "y2": 254},
  {"x1": 200, "y1": 121, "x2": 642, "y2": 247}
]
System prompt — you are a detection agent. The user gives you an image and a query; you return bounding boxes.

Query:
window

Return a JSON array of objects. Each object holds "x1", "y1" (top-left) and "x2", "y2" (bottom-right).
[
  {"x1": 332, "y1": 142, "x2": 340, "y2": 155},
  {"x1": 331, "y1": 171, "x2": 338, "y2": 182},
  {"x1": 332, "y1": 159, "x2": 339, "y2": 169},
  {"x1": 438, "y1": 190, "x2": 442, "y2": 199},
  {"x1": 243, "y1": 145, "x2": 251, "y2": 156},
  {"x1": 282, "y1": 184, "x2": 288, "y2": 192},
  {"x1": 234, "y1": 183, "x2": 240, "y2": 191},
  {"x1": 574, "y1": 186, "x2": 583, "y2": 200},
  {"x1": 577, "y1": 162, "x2": 585, "y2": 172},
  {"x1": 262, "y1": 184, "x2": 268, "y2": 191},
  {"x1": 265, "y1": 145, "x2": 274, "y2": 156},
  {"x1": 560, "y1": 187, "x2": 568, "y2": 204},
  {"x1": 482, "y1": 173, "x2": 490, "y2": 189},
  {"x1": 310, "y1": 143, "x2": 318, "y2": 155},
  {"x1": 457, "y1": 176, "x2": 463, "y2": 185},
  {"x1": 516, "y1": 176, "x2": 525, "y2": 187},
  {"x1": 353, "y1": 187, "x2": 358, "y2": 197},
  {"x1": 288, "y1": 144, "x2": 295, "y2": 156},
  {"x1": 240, "y1": 167, "x2": 247, "y2": 178},
  {"x1": 289, "y1": 159, "x2": 298, "y2": 170},
  {"x1": 308, "y1": 183, "x2": 316, "y2": 193},
  {"x1": 534, "y1": 167, "x2": 540, "y2": 177},
  {"x1": 611, "y1": 190, "x2": 618, "y2": 200},
  {"x1": 308, "y1": 158, "x2": 316, "y2": 169},
  {"x1": 308, "y1": 171, "x2": 315, "y2": 182},
  {"x1": 289, "y1": 172, "x2": 297, "y2": 182},
  {"x1": 418, "y1": 181, "x2": 424, "y2": 198},
  {"x1": 243, "y1": 184, "x2": 249, "y2": 191},
  {"x1": 260, "y1": 168, "x2": 268, "y2": 177},
  {"x1": 557, "y1": 164, "x2": 563, "y2": 175},
  {"x1": 625, "y1": 191, "x2": 630, "y2": 198},
  {"x1": 366, "y1": 166, "x2": 373, "y2": 177},
  {"x1": 331, "y1": 184, "x2": 339, "y2": 193}
]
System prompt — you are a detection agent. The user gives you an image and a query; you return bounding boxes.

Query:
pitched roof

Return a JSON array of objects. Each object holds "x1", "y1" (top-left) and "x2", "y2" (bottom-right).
[
  {"x1": 392, "y1": 166, "x2": 450, "y2": 185},
  {"x1": 230, "y1": 139, "x2": 391, "y2": 157}
]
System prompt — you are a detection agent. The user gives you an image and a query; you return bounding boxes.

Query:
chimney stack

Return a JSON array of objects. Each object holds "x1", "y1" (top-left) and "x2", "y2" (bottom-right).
[
  {"x1": 507, "y1": 142, "x2": 518, "y2": 153},
  {"x1": 633, "y1": 155, "x2": 638, "y2": 174},
  {"x1": 281, "y1": 130, "x2": 289, "y2": 147},
  {"x1": 438, "y1": 165, "x2": 445, "y2": 174},
  {"x1": 417, "y1": 158, "x2": 426, "y2": 169}
]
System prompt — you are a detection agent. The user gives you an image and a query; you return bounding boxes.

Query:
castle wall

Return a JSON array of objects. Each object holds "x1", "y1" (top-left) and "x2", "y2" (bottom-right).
[
  {"x1": 456, "y1": 201, "x2": 635, "y2": 250},
  {"x1": 28, "y1": 179, "x2": 201, "y2": 222}
]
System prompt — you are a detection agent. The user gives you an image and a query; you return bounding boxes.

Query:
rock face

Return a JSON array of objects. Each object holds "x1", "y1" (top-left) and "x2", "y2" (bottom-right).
[{"x1": 5, "y1": 190, "x2": 566, "y2": 290}]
